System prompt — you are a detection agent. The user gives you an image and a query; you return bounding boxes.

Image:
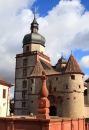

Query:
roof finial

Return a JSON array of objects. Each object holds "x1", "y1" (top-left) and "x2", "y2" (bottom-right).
[
  {"x1": 71, "y1": 50, "x2": 72, "y2": 55},
  {"x1": 34, "y1": 6, "x2": 36, "y2": 21},
  {"x1": 61, "y1": 52, "x2": 63, "y2": 57}
]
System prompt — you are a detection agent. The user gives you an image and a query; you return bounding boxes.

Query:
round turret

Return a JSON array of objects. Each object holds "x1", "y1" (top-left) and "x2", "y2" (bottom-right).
[
  {"x1": 56, "y1": 56, "x2": 67, "y2": 71},
  {"x1": 62, "y1": 55, "x2": 84, "y2": 118}
]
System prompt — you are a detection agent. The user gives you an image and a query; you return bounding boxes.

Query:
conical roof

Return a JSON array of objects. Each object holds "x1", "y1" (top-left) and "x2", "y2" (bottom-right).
[
  {"x1": 64, "y1": 55, "x2": 84, "y2": 75},
  {"x1": 30, "y1": 60, "x2": 44, "y2": 77}
]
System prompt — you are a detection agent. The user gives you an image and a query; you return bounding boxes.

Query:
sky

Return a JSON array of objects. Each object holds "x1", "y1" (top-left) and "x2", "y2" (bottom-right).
[{"x1": 0, "y1": 0, "x2": 89, "y2": 98}]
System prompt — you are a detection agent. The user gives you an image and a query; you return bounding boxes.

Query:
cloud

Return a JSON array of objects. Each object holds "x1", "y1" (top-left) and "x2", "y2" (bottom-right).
[
  {"x1": 0, "y1": 0, "x2": 35, "y2": 83},
  {"x1": 0, "y1": 0, "x2": 89, "y2": 96},
  {"x1": 37, "y1": 0, "x2": 89, "y2": 64},
  {"x1": 79, "y1": 55, "x2": 89, "y2": 68}
]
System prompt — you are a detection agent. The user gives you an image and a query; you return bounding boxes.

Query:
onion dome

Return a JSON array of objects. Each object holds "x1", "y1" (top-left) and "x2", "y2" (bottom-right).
[
  {"x1": 23, "y1": 8, "x2": 45, "y2": 47},
  {"x1": 57, "y1": 56, "x2": 67, "y2": 64}
]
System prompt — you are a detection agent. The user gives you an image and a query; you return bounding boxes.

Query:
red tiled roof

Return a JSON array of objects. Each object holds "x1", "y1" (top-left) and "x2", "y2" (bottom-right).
[
  {"x1": 29, "y1": 59, "x2": 59, "y2": 77},
  {"x1": 0, "y1": 78, "x2": 12, "y2": 87},
  {"x1": 30, "y1": 60, "x2": 44, "y2": 77},
  {"x1": 85, "y1": 78, "x2": 89, "y2": 83},
  {"x1": 64, "y1": 55, "x2": 84, "y2": 74}
]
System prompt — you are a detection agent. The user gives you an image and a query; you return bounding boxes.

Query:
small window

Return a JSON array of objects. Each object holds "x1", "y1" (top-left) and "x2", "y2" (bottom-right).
[
  {"x1": 84, "y1": 89, "x2": 87, "y2": 96},
  {"x1": 54, "y1": 87, "x2": 56, "y2": 92},
  {"x1": 22, "y1": 91, "x2": 27, "y2": 98},
  {"x1": 79, "y1": 85, "x2": 81, "y2": 89},
  {"x1": 23, "y1": 80, "x2": 27, "y2": 88},
  {"x1": 65, "y1": 85, "x2": 69, "y2": 89},
  {"x1": 49, "y1": 84, "x2": 52, "y2": 92},
  {"x1": 31, "y1": 79, "x2": 34, "y2": 83},
  {"x1": 3, "y1": 89, "x2": 6, "y2": 98},
  {"x1": 22, "y1": 102, "x2": 26, "y2": 107},
  {"x1": 56, "y1": 77, "x2": 58, "y2": 81},
  {"x1": 23, "y1": 69, "x2": 27, "y2": 76},
  {"x1": 23, "y1": 59, "x2": 28, "y2": 66},
  {"x1": 26, "y1": 46, "x2": 29, "y2": 51},
  {"x1": 71, "y1": 75, "x2": 75, "y2": 80},
  {"x1": 22, "y1": 110, "x2": 26, "y2": 114},
  {"x1": 30, "y1": 87, "x2": 32, "y2": 91}
]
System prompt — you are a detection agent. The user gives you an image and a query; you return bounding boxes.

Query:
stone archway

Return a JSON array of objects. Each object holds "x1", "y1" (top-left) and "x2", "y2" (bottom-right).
[{"x1": 49, "y1": 106, "x2": 57, "y2": 116}]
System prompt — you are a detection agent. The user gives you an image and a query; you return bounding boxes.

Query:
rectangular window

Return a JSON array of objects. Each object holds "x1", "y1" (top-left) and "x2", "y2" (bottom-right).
[
  {"x1": 22, "y1": 102, "x2": 26, "y2": 107},
  {"x1": 71, "y1": 75, "x2": 75, "y2": 80},
  {"x1": 26, "y1": 46, "x2": 29, "y2": 51},
  {"x1": 22, "y1": 91, "x2": 27, "y2": 98},
  {"x1": 23, "y1": 59, "x2": 28, "y2": 66},
  {"x1": 23, "y1": 80, "x2": 27, "y2": 88},
  {"x1": 65, "y1": 85, "x2": 69, "y2": 89},
  {"x1": 3, "y1": 89, "x2": 6, "y2": 98},
  {"x1": 23, "y1": 69, "x2": 27, "y2": 76},
  {"x1": 54, "y1": 87, "x2": 56, "y2": 92}
]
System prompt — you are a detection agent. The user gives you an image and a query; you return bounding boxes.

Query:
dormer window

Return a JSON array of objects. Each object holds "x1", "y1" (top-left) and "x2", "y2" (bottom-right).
[{"x1": 71, "y1": 75, "x2": 75, "y2": 80}]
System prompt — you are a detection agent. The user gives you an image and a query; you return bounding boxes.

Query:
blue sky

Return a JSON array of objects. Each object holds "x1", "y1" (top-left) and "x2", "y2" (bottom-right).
[
  {"x1": 0, "y1": 0, "x2": 89, "y2": 97},
  {"x1": 31, "y1": 0, "x2": 89, "y2": 77}
]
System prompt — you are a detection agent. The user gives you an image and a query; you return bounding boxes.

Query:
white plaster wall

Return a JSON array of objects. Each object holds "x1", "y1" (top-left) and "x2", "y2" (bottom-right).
[
  {"x1": 84, "y1": 105, "x2": 89, "y2": 118},
  {"x1": 0, "y1": 85, "x2": 10, "y2": 117},
  {"x1": 31, "y1": 44, "x2": 44, "y2": 53},
  {"x1": 62, "y1": 74, "x2": 84, "y2": 118},
  {"x1": 23, "y1": 44, "x2": 44, "y2": 53}
]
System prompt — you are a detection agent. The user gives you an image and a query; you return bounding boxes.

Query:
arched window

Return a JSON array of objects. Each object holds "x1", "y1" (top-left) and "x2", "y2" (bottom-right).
[
  {"x1": 23, "y1": 58, "x2": 28, "y2": 66},
  {"x1": 23, "y1": 69, "x2": 27, "y2": 76},
  {"x1": 84, "y1": 89, "x2": 87, "y2": 96},
  {"x1": 23, "y1": 80, "x2": 27, "y2": 88}
]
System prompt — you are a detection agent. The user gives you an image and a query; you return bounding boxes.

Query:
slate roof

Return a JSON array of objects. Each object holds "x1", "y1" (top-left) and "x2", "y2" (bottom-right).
[
  {"x1": 30, "y1": 60, "x2": 44, "y2": 77},
  {"x1": 64, "y1": 55, "x2": 84, "y2": 74},
  {"x1": 57, "y1": 56, "x2": 67, "y2": 64},
  {"x1": 85, "y1": 78, "x2": 89, "y2": 83}
]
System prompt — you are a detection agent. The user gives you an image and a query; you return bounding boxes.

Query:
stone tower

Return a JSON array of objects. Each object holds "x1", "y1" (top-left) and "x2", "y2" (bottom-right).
[
  {"x1": 62, "y1": 54, "x2": 85, "y2": 118},
  {"x1": 14, "y1": 9, "x2": 46, "y2": 115}
]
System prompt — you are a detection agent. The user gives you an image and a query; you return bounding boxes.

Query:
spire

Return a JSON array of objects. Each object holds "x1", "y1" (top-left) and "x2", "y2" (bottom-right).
[
  {"x1": 61, "y1": 52, "x2": 63, "y2": 57},
  {"x1": 31, "y1": 7, "x2": 39, "y2": 33},
  {"x1": 33, "y1": 7, "x2": 36, "y2": 23}
]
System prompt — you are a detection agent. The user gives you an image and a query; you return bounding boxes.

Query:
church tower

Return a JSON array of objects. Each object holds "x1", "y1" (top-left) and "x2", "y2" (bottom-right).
[
  {"x1": 14, "y1": 9, "x2": 50, "y2": 115},
  {"x1": 23, "y1": 8, "x2": 45, "y2": 53}
]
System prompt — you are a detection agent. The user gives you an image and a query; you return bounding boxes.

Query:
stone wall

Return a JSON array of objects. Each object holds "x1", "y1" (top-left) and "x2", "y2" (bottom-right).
[{"x1": 0, "y1": 117, "x2": 85, "y2": 130}]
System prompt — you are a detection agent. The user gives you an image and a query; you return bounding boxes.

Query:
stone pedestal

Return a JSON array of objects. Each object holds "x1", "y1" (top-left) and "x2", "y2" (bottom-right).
[
  {"x1": 37, "y1": 97, "x2": 50, "y2": 119},
  {"x1": 36, "y1": 72, "x2": 50, "y2": 119}
]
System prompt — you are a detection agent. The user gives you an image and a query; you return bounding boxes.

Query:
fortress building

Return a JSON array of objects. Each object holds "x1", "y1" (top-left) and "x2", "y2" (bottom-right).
[{"x1": 14, "y1": 10, "x2": 89, "y2": 118}]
